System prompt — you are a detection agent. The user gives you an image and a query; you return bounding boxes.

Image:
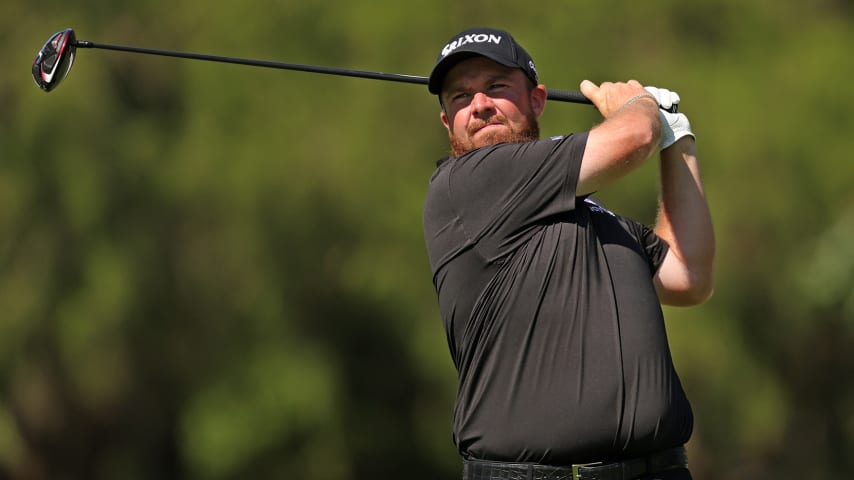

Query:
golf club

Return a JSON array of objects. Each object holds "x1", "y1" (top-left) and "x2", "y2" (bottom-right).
[{"x1": 32, "y1": 28, "x2": 595, "y2": 105}]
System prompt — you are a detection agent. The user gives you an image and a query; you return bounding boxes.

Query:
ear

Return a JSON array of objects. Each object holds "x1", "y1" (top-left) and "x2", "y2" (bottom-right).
[
  {"x1": 531, "y1": 84, "x2": 547, "y2": 117},
  {"x1": 440, "y1": 109, "x2": 452, "y2": 133}
]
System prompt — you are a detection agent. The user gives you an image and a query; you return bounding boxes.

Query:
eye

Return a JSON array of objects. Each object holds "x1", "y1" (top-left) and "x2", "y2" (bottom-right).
[
  {"x1": 450, "y1": 92, "x2": 472, "y2": 105},
  {"x1": 488, "y1": 82, "x2": 507, "y2": 91}
]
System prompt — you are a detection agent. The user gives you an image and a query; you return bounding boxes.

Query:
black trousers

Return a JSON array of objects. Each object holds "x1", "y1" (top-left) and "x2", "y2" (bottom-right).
[
  {"x1": 637, "y1": 467, "x2": 692, "y2": 480},
  {"x1": 462, "y1": 466, "x2": 692, "y2": 480},
  {"x1": 461, "y1": 447, "x2": 692, "y2": 480}
]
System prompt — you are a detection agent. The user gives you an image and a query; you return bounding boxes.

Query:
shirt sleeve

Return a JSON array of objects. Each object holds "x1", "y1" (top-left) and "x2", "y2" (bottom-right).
[
  {"x1": 447, "y1": 133, "x2": 588, "y2": 258},
  {"x1": 635, "y1": 221, "x2": 670, "y2": 274}
]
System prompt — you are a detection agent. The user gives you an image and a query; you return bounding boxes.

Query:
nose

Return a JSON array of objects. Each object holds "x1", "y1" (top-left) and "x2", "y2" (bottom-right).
[{"x1": 470, "y1": 91, "x2": 496, "y2": 116}]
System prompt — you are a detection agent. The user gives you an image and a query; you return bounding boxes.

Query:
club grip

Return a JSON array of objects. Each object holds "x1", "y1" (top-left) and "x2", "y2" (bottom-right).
[{"x1": 546, "y1": 88, "x2": 593, "y2": 105}]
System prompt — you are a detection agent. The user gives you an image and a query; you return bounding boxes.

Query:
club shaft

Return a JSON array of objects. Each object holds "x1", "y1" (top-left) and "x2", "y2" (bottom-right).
[{"x1": 75, "y1": 40, "x2": 593, "y2": 105}]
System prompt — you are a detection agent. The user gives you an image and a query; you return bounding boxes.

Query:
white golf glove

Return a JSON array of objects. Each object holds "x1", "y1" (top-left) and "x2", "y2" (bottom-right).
[{"x1": 645, "y1": 86, "x2": 694, "y2": 149}]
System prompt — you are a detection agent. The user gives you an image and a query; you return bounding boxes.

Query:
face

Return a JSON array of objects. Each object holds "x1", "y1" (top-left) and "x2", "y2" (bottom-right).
[{"x1": 440, "y1": 56, "x2": 547, "y2": 157}]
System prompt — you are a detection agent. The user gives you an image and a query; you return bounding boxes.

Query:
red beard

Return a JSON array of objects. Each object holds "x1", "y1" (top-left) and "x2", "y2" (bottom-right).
[{"x1": 449, "y1": 113, "x2": 540, "y2": 157}]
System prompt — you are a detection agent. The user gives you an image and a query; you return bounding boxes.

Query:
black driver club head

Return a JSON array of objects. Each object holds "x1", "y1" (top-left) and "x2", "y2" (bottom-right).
[{"x1": 33, "y1": 28, "x2": 77, "y2": 92}]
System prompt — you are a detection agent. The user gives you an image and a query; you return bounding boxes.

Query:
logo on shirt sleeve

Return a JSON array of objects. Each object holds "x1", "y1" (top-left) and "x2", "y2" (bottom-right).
[{"x1": 584, "y1": 197, "x2": 616, "y2": 216}]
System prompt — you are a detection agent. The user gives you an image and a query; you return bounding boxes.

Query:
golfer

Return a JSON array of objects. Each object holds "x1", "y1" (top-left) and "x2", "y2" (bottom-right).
[{"x1": 422, "y1": 27, "x2": 715, "y2": 480}]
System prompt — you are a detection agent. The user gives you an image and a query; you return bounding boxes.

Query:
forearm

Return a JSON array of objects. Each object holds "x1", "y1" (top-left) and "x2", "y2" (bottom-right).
[
  {"x1": 611, "y1": 97, "x2": 663, "y2": 163},
  {"x1": 654, "y1": 137, "x2": 715, "y2": 300},
  {"x1": 577, "y1": 91, "x2": 662, "y2": 195}
]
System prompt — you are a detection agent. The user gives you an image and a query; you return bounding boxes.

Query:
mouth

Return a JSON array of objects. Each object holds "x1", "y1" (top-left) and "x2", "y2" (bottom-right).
[{"x1": 471, "y1": 121, "x2": 506, "y2": 136}]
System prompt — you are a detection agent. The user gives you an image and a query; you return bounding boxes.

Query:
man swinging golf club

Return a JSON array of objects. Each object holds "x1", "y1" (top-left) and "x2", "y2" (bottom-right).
[{"x1": 422, "y1": 27, "x2": 715, "y2": 480}]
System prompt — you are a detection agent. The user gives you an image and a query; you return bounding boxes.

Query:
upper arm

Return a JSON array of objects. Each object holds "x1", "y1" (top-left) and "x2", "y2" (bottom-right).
[{"x1": 448, "y1": 139, "x2": 584, "y2": 253}]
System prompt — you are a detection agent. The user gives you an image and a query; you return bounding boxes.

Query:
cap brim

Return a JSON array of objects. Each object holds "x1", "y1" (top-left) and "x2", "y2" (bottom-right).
[
  {"x1": 428, "y1": 51, "x2": 518, "y2": 95},
  {"x1": 429, "y1": 52, "x2": 476, "y2": 94}
]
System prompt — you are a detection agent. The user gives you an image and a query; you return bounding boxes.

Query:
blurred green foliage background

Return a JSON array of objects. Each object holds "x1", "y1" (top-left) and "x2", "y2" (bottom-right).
[{"x1": 1, "y1": 0, "x2": 853, "y2": 479}]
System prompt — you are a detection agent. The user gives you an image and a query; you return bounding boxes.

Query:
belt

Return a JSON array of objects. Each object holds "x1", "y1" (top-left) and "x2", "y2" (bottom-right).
[{"x1": 462, "y1": 446, "x2": 688, "y2": 480}]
